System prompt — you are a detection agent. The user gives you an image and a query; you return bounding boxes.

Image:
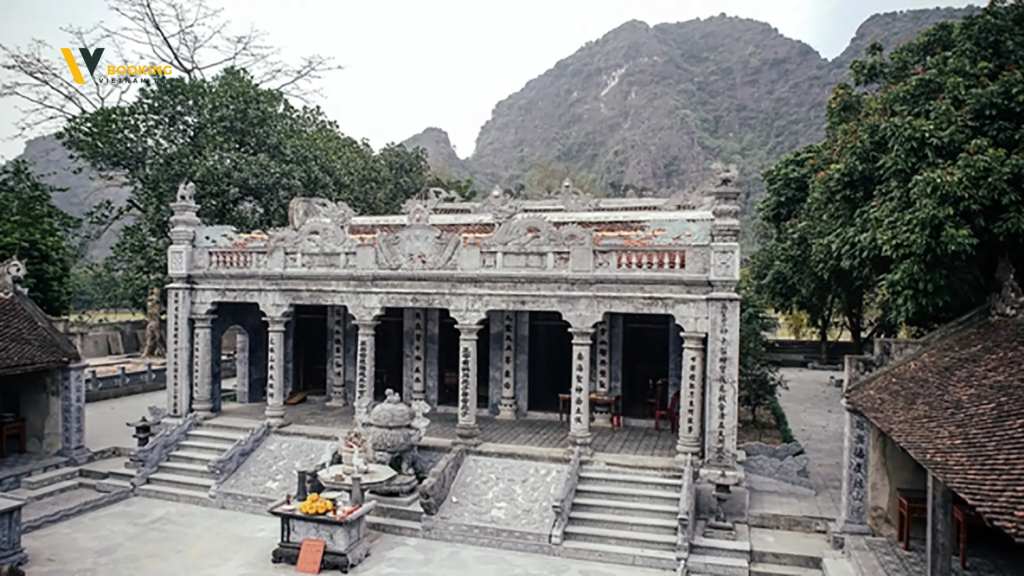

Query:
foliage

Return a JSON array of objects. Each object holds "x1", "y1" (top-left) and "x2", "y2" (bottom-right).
[
  {"x1": 737, "y1": 277, "x2": 785, "y2": 422},
  {"x1": 59, "y1": 68, "x2": 459, "y2": 310},
  {"x1": 0, "y1": 160, "x2": 80, "y2": 315},
  {"x1": 752, "y1": 0, "x2": 1024, "y2": 335}
]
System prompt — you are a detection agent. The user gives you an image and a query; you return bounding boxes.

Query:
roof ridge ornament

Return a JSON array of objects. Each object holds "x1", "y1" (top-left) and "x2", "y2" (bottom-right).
[
  {"x1": 0, "y1": 259, "x2": 26, "y2": 298},
  {"x1": 402, "y1": 187, "x2": 464, "y2": 224},
  {"x1": 475, "y1": 185, "x2": 523, "y2": 223},
  {"x1": 557, "y1": 179, "x2": 598, "y2": 213}
]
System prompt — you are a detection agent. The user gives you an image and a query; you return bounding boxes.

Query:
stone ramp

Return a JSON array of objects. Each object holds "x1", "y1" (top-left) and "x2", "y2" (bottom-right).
[{"x1": 214, "y1": 433, "x2": 332, "y2": 511}]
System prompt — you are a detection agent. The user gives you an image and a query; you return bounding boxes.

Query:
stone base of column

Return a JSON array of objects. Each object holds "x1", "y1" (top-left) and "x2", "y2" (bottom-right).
[
  {"x1": 325, "y1": 397, "x2": 348, "y2": 407},
  {"x1": 454, "y1": 423, "x2": 481, "y2": 446},
  {"x1": 675, "y1": 446, "x2": 701, "y2": 467},
  {"x1": 496, "y1": 399, "x2": 517, "y2": 420},
  {"x1": 59, "y1": 446, "x2": 92, "y2": 465},
  {"x1": 569, "y1": 431, "x2": 592, "y2": 447},
  {"x1": 265, "y1": 404, "x2": 287, "y2": 427}
]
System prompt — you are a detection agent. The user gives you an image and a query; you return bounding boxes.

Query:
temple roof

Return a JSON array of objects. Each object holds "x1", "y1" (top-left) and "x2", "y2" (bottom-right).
[
  {"x1": 846, "y1": 314, "x2": 1024, "y2": 543},
  {"x1": 0, "y1": 261, "x2": 80, "y2": 376}
]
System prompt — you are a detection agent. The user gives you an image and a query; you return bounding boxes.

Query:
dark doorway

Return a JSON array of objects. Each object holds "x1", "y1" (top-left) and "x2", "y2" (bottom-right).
[
  {"x1": 293, "y1": 305, "x2": 327, "y2": 393},
  {"x1": 374, "y1": 308, "x2": 404, "y2": 401},
  {"x1": 621, "y1": 313, "x2": 670, "y2": 418},
  {"x1": 528, "y1": 312, "x2": 571, "y2": 412}
]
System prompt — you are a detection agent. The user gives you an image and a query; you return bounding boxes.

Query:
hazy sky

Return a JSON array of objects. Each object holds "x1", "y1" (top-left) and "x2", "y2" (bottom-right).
[{"x1": 0, "y1": 0, "x2": 976, "y2": 162}]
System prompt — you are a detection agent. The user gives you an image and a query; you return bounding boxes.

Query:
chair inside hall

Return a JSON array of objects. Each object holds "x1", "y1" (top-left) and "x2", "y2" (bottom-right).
[{"x1": 647, "y1": 378, "x2": 679, "y2": 433}]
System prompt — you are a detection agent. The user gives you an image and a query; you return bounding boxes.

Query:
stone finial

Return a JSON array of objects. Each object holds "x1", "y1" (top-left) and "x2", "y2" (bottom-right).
[
  {"x1": 992, "y1": 255, "x2": 1023, "y2": 318},
  {"x1": 0, "y1": 259, "x2": 27, "y2": 297},
  {"x1": 474, "y1": 185, "x2": 522, "y2": 223},
  {"x1": 169, "y1": 180, "x2": 201, "y2": 244},
  {"x1": 557, "y1": 178, "x2": 598, "y2": 213},
  {"x1": 709, "y1": 163, "x2": 741, "y2": 243}
]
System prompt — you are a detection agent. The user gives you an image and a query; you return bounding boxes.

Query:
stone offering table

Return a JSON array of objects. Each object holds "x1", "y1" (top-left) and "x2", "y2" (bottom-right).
[{"x1": 269, "y1": 500, "x2": 376, "y2": 573}]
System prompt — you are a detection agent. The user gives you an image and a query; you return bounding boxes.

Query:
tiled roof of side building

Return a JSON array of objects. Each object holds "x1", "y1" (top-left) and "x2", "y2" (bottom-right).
[
  {"x1": 0, "y1": 289, "x2": 81, "y2": 376},
  {"x1": 846, "y1": 316, "x2": 1024, "y2": 543}
]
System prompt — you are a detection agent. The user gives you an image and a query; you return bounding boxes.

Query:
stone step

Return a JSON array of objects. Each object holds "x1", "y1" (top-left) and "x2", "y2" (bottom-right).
[
  {"x1": 563, "y1": 524, "x2": 676, "y2": 552},
  {"x1": 167, "y1": 450, "x2": 219, "y2": 466},
  {"x1": 370, "y1": 502, "x2": 423, "y2": 523},
  {"x1": 22, "y1": 487, "x2": 130, "y2": 533},
  {"x1": 96, "y1": 478, "x2": 133, "y2": 493},
  {"x1": 559, "y1": 539, "x2": 677, "y2": 571},
  {"x1": 751, "y1": 562, "x2": 823, "y2": 576},
  {"x1": 574, "y1": 483, "x2": 678, "y2": 503},
  {"x1": 568, "y1": 510, "x2": 677, "y2": 536},
  {"x1": 691, "y1": 532, "x2": 752, "y2": 561},
  {"x1": 750, "y1": 512, "x2": 830, "y2": 534},
  {"x1": 137, "y1": 483, "x2": 214, "y2": 506},
  {"x1": 7, "y1": 479, "x2": 81, "y2": 503},
  {"x1": 686, "y1": 553, "x2": 751, "y2": 576},
  {"x1": 157, "y1": 461, "x2": 216, "y2": 480},
  {"x1": 107, "y1": 467, "x2": 137, "y2": 483},
  {"x1": 365, "y1": 515, "x2": 421, "y2": 538},
  {"x1": 78, "y1": 457, "x2": 133, "y2": 480},
  {"x1": 20, "y1": 466, "x2": 80, "y2": 490},
  {"x1": 579, "y1": 469, "x2": 683, "y2": 491},
  {"x1": 145, "y1": 472, "x2": 215, "y2": 492},
  {"x1": 821, "y1": 557, "x2": 856, "y2": 576},
  {"x1": 750, "y1": 527, "x2": 829, "y2": 569},
  {"x1": 177, "y1": 440, "x2": 232, "y2": 456},
  {"x1": 187, "y1": 428, "x2": 246, "y2": 444},
  {"x1": 200, "y1": 417, "x2": 260, "y2": 434},
  {"x1": 572, "y1": 497, "x2": 677, "y2": 519}
]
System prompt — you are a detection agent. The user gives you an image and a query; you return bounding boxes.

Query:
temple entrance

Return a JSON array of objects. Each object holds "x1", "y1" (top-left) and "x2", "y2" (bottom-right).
[
  {"x1": 374, "y1": 308, "x2": 404, "y2": 401},
  {"x1": 292, "y1": 306, "x2": 328, "y2": 394},
  {"x1": 621, "y1": 313, "x2": 671, "y2": 418},
  {"x1": 528, "y1": 312, "x2": 571, "y2": 413}
]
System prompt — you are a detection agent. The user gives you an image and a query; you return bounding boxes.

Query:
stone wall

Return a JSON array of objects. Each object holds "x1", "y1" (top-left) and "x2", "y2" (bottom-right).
[
  {"x1": 14, "y1": 370, "x2": 63, "y2": 454},
  {"x1": 867, "y1": 422, "x2": 926, "y2": 538}
]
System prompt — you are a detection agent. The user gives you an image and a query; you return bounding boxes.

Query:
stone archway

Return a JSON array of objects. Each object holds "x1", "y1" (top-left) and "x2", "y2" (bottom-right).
[{"x1": 212, "y1": 303, "x2": 267, "y2": 409}]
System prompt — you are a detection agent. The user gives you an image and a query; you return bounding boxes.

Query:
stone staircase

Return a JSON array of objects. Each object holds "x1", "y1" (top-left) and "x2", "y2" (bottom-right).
[
  {"x1": 687, "y1": 523, "x2": 848, "y2": 576},
  {"x1": 365, "y1": 493, "x2": 424, "y2": 537},
  {"x1": 559, "y1": 464, "x2": 682, "y2": 571},
  {"x1": 136, "y1": 420, "x2": 255, "y2": 504},
  {"x1": 6, "y1": 456, "x2": 133, "y2": 533}
]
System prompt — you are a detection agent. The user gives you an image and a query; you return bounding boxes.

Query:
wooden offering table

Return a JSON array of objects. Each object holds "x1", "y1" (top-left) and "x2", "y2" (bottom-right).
[{"x1": 269, "y1": 500, "x2": 376, "y2": 573}]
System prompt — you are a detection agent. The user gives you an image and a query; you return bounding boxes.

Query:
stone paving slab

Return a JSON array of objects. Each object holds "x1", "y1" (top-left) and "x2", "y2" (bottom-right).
[
  {"x1": 22, "y1": 498, "x2": 665, "y2": 576},
  {"x1": 439, "y1": 456, "x2": 564, "y2": 535},
  {"x1": 218, "y1": 434, "x2": 331, "y2": 500},
  {"x1": 850, "y1": 536, "x2": 1024, "y2": 576}
]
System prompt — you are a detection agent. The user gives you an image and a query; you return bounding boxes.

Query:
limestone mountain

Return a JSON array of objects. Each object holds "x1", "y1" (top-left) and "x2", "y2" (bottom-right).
[
  {"x1": 399, "y1": 127, "x2": 473, "y2": 182},
  {"x1": 406, "y1": 7, "x2": 978, "y2": 205}
]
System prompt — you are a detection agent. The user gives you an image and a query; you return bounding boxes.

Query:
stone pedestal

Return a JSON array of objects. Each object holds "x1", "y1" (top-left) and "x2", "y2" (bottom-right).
[
  {"x1": 568, "y1": 328, "x2": 593, "y2": 448},
  {"x1": 191, "y1": 314, "x2": 215, "y2": 418},
  {"x1": 0, "y1": 497, "x2": 27, "y2": 567},
  {"x1": 455, "y1": 323, "x2": 482, "y2": 444},
  {"x1": 264, "y1": 316, "x2": 288, "y2": 426}
]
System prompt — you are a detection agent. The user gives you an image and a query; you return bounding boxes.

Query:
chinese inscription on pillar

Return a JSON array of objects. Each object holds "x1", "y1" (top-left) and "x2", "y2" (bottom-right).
[
  {"x1": 714, "y1": 302, "x2": 729, "y2": 465},
  {"x1": 413, "y1": 309, "x2": 426, "y2": 401},
  {"x1": 573, "y1": 350, "x2": 585, "y2": 427},
  {"x1": 459, "y1": 345, "x2": 472, "y2": 419},
  {"x1": 169, "y1": 291, "x2": 181, "y2": 414},
  {"x1": 596, "y1": 322, "x2": 610, "y2": 393}
]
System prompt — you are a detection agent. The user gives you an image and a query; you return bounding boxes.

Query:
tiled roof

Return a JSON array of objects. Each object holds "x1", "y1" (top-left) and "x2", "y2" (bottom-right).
[
  {"x1": 846, "y1": 316, "x2": 1024, "y2": 542},
  {"x1": 0, "y1": 290, "x2": 80, "y2": 376}
]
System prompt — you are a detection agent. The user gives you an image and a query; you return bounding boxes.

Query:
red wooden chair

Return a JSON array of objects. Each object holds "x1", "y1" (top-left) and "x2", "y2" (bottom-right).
[{"x1": 655, "y1": 391, "x2": 680, "y2": 433}]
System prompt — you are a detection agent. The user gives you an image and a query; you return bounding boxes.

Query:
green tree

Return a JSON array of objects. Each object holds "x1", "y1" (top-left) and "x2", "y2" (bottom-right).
[
  {"x1": 0, "y1": 160, "x2": 80, "y2": 315},
  {"x1": 737, "y1": 277, "x2": 785, "y2": 430},
  {"x1": 60, "y1": 68, "x2": 447, "y2": 311}
]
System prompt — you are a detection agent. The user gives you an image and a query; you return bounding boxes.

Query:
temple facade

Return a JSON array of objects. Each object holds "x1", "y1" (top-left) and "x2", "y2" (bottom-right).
[{"x1": 164, "y1": 172, "x2": 742, "y2": 473}]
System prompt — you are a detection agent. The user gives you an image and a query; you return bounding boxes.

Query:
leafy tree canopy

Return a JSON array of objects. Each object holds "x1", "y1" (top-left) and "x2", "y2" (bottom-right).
[
  {"x1": 60, "y1": 67, "x2": 471, "y2": 310},
  {"x1": 0, "y1": 160, "x2": 80, "y2": 315},
  {"x1": 752, "y1": 0, "x2": 1024, "y2": 336}
]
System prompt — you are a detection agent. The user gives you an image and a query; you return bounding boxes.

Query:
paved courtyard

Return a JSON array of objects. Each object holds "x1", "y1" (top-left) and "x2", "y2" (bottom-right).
[{"x1": 22, "y1": 498, "x2": 665, "y2": 576}]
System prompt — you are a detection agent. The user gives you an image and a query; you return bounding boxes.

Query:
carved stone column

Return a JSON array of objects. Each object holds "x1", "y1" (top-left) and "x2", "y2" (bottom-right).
[
  {"x1": 264, "y1": 316, "x2": 288, "y2": 426},
  {"x1": 326, "y1": 306, "x2": 348, "y2": 406},
  {"x1": 704, "y1": 298, "x2": 741, "y2": 468},
  {"x1": 514, "y1": 311, "x2": 530, "y2": 418},
  {"x1": 58, "y1": 362, "x2": 89, "y2": 463},
  {"x1": 403, "y1": 308, "x2": 427, "y2": 403},
  {"x1": 569, "y1": 327, "x2": 594, "y2": 448},
  {"x1": 497, "y1": 311, "x2": 518, "y2": 420},
  {"x1": 353, "y1": 320, "x2": 378, "y2": 423},
  {"x1": 592, "y1": 320, "x2": 612, "y2": 427},
  {"x1": 837, "y1": 403, "x2": 873, "y2": 534},
  {"x1": 455, "y1": 323, "x2": 482, "y2": 444},
  {"x1": 235, "y1": 330, "x2": 250, "y2": 404},
  {"x1": 677, "y1": 332, "x2": 706, "y2": 459},
  {"x1": 165, "y1": 285, "x2": 193, "y2": 417},
  {"x1": 608, "y1": 314, "x2": 624, "y2": 399},
  {"x1": 191, "y1": 314, "x2": 215, "y2": 418}
]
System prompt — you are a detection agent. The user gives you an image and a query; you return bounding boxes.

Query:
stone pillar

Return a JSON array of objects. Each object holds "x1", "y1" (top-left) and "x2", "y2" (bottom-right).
[
  {"x1": 425, "y1": 309, "x2": 441, "y2": 408},
  {"x1": 677, "y1": 332, "x2": 706, "y2": 459},
  {"x1": 497, "y1": 311, "x2": 518, "y2": 420},
  {"x1": 592, "y1": 320, "x2": 612, "y2": 427},
  {"x1": 837, "y1": 404, "x2": 873, "y2": 534},
  {"x1": 191, "y1": 314, "x2": 215, "y2": 418},
  {"x1": 344, "y1": 317, "x2": 358, "y2": 406},
  {"x1": 283, "y1": 318, "x2": 295, "y2": 399},
  {"x1": 0, "y1": 497, "x2": 27, "y2": 567},
  {"x1": 608, "y1": 313, "x2": 624, "y2": 399},
  {"x1": 235, "y1": 330, "x2": 250, "y2": 404},
  {"x1": 667, "y1": 321, "x2": 682, "y2": 400},
  {"x1": 326, "y1": 306, "x2": 347, "y2": 406},
  {"x1": 488, "y1": 311, "x2": 502, "y2": 415},
  {"x1": 926, "y1": 472, "x2": 953, "y2": 576},
  {"x1": 455, "y1": 323, "x2": 482, "y2": 444},
  {"x1": 264, "y1": 316, "x2": 288, "y2": 426},
  {"x1": 58, "y1": 362, "x2": 89, "y2": 463},
  {"x1": 704, "y1": 298, "x2": 741, "y2": 468},
  {"x1": 403, "y1": 308, "x2": 428, "y2": 403},
  {"x1": 514, "y1": 311, "x2": 530, "y2": 418},
  {"x1": 353, "y1": 320, "x2": 378, "y2": 423},
  {"x1": 569, "y1": 327, "x2": 594, "y2": 449},
  {"x1": 165, "y1": 285, "x2": 193, "y2": 417}
]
